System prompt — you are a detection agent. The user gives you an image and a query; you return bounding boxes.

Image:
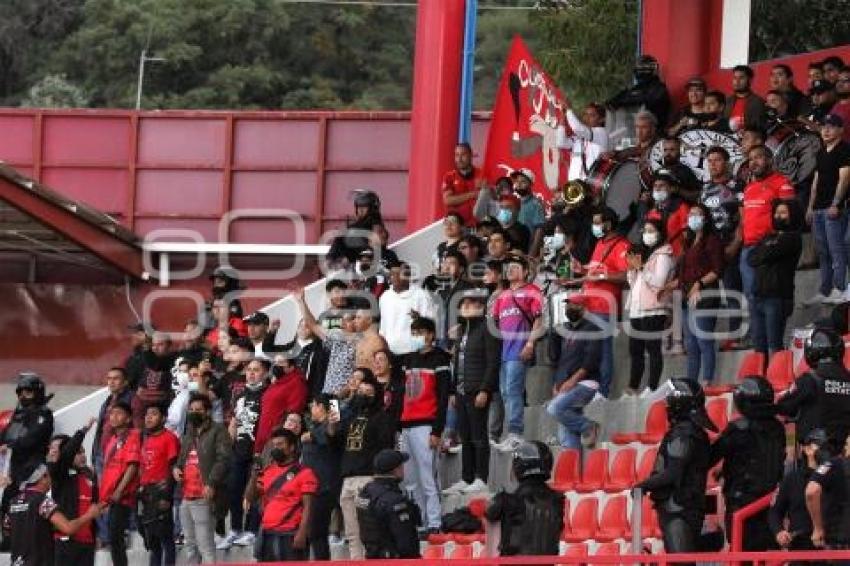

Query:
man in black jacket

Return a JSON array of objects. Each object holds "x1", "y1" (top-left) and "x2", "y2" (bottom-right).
[
  {"x1": 607, "y1": 54, "x2": 671, "y2": 130},
  {"x1": 326, "y1": 190, "x2": 383, "y2": 268},
  {"x1": 444, "y1": 291, "x2": 500, "y2": 494},
  {"x1": 47, "y1": 418, "x2": 98, "y2": 565}
]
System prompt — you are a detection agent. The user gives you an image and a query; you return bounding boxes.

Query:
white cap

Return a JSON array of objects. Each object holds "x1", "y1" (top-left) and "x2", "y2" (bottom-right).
[{"x1": 510, "y1": 168, "x2": 535, "y2": 184}]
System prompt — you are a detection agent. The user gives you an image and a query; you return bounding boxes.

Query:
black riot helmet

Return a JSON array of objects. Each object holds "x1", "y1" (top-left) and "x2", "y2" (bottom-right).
[
  {"x1": 733, "y1": 375, "x2": 775, "y2": 418},
  {"x1": 804, "y1": 327, "x2": 845, "y2": 369},
  {"x1": 634, "y1": 55, "x2": 659, "y2": 82},
  {"x1": 16, "y1": 372, "x2": 47, "y2": 406},
  {"x1": 512, "y1": 440, "x2": 554, "y2": 482},
  {"x1": 209, "y1": 266, "x2": 242, "y2": 294},
  {"x1": 353, "y1": 190, "x2": 381, "y2": 215},
  {"x1": 665, "y1": 378, "x2": 718, "y2": 432}
]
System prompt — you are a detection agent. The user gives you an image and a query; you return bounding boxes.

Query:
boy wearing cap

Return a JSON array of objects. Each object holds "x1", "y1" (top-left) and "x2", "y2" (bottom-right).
[
  {"x1": 356, "y1": 449, "x2": 421, "y2": 559},
  {"x1": 99, "y1": 400, "x2": 141, "y2": 566},
  {"x1": 647, "y1": 168, "x2": 691, "y2": 256},
  {"x1": 495, "y1": 193, "x2": 531, "y2": 254},
  {"x1": 807, "y1": 113, "x2": 850, "y2": 304}
]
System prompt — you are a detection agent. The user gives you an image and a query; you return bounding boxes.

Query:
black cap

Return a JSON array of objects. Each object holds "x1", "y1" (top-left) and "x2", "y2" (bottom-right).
[
  {"x1": 244, "y1": 311, "x2": 269, "y2": 326},
  {"x1": 823, "y1": 113, "x2": 845, "y2": 128},
  {"x1": 373, "y1": 449, "x2": 409, "y2": 474},
  {"x1": 810, "y1": 79, "x2": 834, "y2": 95}
]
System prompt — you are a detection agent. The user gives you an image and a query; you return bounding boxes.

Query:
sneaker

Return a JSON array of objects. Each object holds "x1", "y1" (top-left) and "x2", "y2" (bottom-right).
[
  {"x1": 581, "y1": 421, "x2": 600, "y2": 448},
  {"x1": 174, "y1": 534, "x2": 184, "y2": 546},
  {"x1": 805, "y1": 292, "x2": 828, "y2": 306},
  {"x1": 232, "y1": 531, "x2": 256, "y2": 547},
  {"x1": 215, "y1": 534, "x2": 231, "y2": 551},
  {"x1": 824, "y1": 289, "x2": 845, "y2": 304},
  {"x1": 494, "y1": 433, "x2": 523, "y2": 453},
  {"x1": 328, "y1": 534, "x2": 344, "y2": 545},
  {"x1": 462, "y1": 478, "x2": 489, "y2": 493},
  {"x1": 442, "y1": 480, "x2": 470, "y2": 494}
]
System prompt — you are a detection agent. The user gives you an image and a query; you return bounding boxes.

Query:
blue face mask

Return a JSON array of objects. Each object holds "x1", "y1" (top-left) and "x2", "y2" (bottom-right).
[
  {"x1": 497, "y1": 208, "x2": 513, "y2": 226},
  {"x1": 410, "y1": 335, "x2": 426, "y2": 351},
  {"x1": 687, "y1": 215, "x2": 704, "y2": 232},
  {"x1": 550, "y1": 233, "x2": 566, "y2": 250},
  {"x1": 591, "y1": 224, "x2": 605, "y2": 239},
  {"x1": 652, "y1": 190, "x2": 669, "y2": 203}
]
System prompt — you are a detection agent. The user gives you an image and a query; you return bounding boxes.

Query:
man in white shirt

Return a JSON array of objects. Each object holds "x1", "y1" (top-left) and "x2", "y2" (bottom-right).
[
  {"x1": 556, "y1": 102, "x2": 610, "y2": 181},
  {"x1": 379, "y1": 262, "x2": 437, "y2": 355}
]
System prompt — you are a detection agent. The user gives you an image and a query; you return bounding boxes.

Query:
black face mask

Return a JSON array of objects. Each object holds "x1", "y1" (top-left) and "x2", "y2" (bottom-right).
[
  {"x1": 271, "y1": 365, "x2": 285, "y2": 378},
  {"x1": 773, "y1": 218, "x2": 790, "y2": 231},
  {"x1": 270, "y1": 448, "x2": 287, "y2": 463},
  {"x1": 18, "y1": 397, "x2": 33, "y2": 408},
  {"x1": 188, "y1": 412, "x2": 205, "y2": 427},
  {"x1": 351, "y1": 394, "x2": 375, "y2": 413}
]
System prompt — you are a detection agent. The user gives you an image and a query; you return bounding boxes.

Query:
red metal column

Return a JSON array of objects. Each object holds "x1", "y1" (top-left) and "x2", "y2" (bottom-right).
[
  {"x1": 406, "y1": 0, "x2": 466, "y2": 233},
  {"x1": 313, "y1": 116, "x2": 329, "y2": 243},
  {"x1": 641, "y1": 0, "x2": 718, "y2": 101},
  {"x1": 126, "y1": 113, "x2": 140, "y2": 230}
]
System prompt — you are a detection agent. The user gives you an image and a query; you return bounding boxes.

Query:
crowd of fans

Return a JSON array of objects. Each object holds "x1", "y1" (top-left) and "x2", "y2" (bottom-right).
[{"x1": 2, "y1": 53, "x2": 850, "y2": 564}]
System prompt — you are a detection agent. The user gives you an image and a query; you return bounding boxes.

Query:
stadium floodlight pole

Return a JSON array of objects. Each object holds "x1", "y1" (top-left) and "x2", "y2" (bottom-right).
[
  {"x1": 457, "y1": 0, "x2": 478, "y2": 143},
  {"x1": 135, "y1": 49, "x2": 167, "y2": 110}
]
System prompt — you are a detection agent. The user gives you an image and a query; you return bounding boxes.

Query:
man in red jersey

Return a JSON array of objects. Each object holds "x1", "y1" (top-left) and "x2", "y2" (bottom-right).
[
  {"x1": 140, "y1": 404, "x2": 181, "y2": 566},
  {"x1": 442, "y1": 142, "x2": 486, "y2": 226},
  {"x1": 99, "y1": 400, "x2": 141, "y2": 566},
  {"x1": 254, "y1": 354, "x2": 308, "y2": 456}
]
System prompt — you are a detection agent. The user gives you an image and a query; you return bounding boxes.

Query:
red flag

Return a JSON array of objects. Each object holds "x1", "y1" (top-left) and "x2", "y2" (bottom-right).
[{"x1": 484, "y1": 36, "x2": 570, "y2": 202}]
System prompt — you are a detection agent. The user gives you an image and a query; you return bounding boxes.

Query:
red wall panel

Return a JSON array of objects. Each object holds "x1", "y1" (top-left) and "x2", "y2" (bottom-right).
[
  {"x1": 138, "y1": 118, "x2": 226, "y2": 167},
  {"x1": 0, "y1": 116, "x2": 34, "y2": 164},
  {"x1": 233, "y1": 120, "x2": 319, "y2": 169},
  {"x1": 41, "y1": 168, "x2": 129, "y2": 215},
  {"x1": 43, "y1": 116, "x2": 129, "y2": 166},
  {"x1": 326, "y1": 119, "x2": 410, "y2": 169},
  {"x1": 135, "y1": 170, "x2": 223, "y2": 215}
]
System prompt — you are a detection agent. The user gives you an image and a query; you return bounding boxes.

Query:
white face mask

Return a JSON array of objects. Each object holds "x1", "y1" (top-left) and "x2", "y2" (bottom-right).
[
  {"x1": 551, "y1": 233, "x2": 566, "y2": 250},
  {"x1": 652, "y1": 190, "x2": 669, "y2": 203},
  {"x1": 187, "y1": 381, "x2": 200, "y2": 392},
  {"x1": 642, "y1": 231, "x2": 659, "y2": 248}
]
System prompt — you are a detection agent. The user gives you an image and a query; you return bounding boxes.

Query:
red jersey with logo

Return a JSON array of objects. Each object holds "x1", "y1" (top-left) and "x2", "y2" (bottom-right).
[
  {"x1": 183, "y1": 448, "x2": 205, "y2": 499},
  {"x1": 260, "y1": 462, "x2": 318, "y2": 533},
  {"x1": 442, "y1": 167, "x2": 484, "y2": 226},
  {"x1": 582, "y1": 235, "x2": 631, "y2": 315},
  {"x1": 141, "y1": 429, "x2": 181, "y2": 486},
  {"x1": 99, "y1": 429, "x2": 141, "y2": 506},
  {"x1": 400, "y1": 349, "x2": 452, "y2": 434},
  {"x1": 647, "y1": 200, "x2": 690, "y2": 256},
  {"x1": 742, "y1": 172, "x2": 795, "y2": 246}
]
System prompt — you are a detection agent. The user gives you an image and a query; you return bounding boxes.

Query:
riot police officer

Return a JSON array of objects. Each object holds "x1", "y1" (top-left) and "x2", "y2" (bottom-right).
[
  {"x1": 0, "y1": 372, "x2": 54, "y2": 549},
  {"x1": 485, "y1": 441, "x2": 564, "y2": 557},
  {"x1": 777, "y1": 327, "x2": 850, "y2": 453},
  {"x1": 356, "y1": 449, "x2": 421, "y2": 559},
  {"x1": 710, "y1": 376, "x2": 786, "y2": 550},
  {"x1": 326, "y1": 190, "x2": 384, "y2": 268},
  {"x1": 636, "y1": 378, "x2": 716, "y2": 558}
]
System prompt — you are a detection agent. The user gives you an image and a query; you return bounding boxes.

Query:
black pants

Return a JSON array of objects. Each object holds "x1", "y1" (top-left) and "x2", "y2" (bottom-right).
[
  {"x1": 259, "y1": 531, "x2": 308, "y2": 562},
  {"x1": 0, "y1": 481, "x2": 19, "y2": 550},
  {"x1": 55, "y1": 539, "x2": 95, "y2": 566},
  {"x1": 108, "y1": 503, "x2": 132, "y2": 566},
  {"x1": 229, "y1": 456, "x2": 259, "y2": 533},
  {"x1": 144, "y1": 512, "x2": 176, "y2": 566},
  {"x1": 628, "y1": 315, "x2": 667, "y2": 390},
  {"x1": 658, "y1": 509, "x2": 703, "y2": 566},
  {"x1": 723, "y1": 507, "x2": 776, "y2": 552},
  {"x1": 456, "y1": 391, "x2": 490, "y2": 484},
  {"x1": 310, "y1": 491, "x2": 333, "y2": 560}
]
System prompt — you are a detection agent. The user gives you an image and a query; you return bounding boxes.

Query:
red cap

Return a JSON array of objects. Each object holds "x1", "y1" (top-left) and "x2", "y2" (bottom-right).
[{"x1": 499, "y1": 193, "x2": 521, "y2": 209}]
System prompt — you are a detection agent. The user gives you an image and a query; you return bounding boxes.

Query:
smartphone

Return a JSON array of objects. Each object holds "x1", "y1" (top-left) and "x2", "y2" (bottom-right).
[{"x1": 329, "y1": 399, "x2": 340, "y2": 415}]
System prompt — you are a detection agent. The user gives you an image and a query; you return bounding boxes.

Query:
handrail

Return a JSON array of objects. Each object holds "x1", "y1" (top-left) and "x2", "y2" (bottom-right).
[{"x1": 731, "y1": 490, "x2": 777, "y2": 562}]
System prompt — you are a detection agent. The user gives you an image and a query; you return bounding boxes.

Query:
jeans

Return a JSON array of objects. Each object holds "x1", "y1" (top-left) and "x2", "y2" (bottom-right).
[
  {"x1": 499, "y1": 360, "x2": 528, "y2": 435},
  {"x1": 545, "y1": 383, "x2": 597, "y2": 449},
  {"x1": 683, "y1": 304, "x2": 717, "y2": 382},
  {"x1": 722, "y1": 250, "x2": 743, "y2": 334},
  {"x1": 339, "y1": 475, "x2": 372, "y2": 560},
  {"x1": 488, "y1": 389, "x2": 504, "y2": 441},
  {"x1": 751, "y1": 296, "x2": 792, "y2": 355},
  {"x1": 258, "y1": 531, "x2": 308, "y2": 562},
  {"x1": 180, "y1": 498, "x2": 216, "y2": 564},
  {"x1": 456, "y1": 391, "x2": 490, "y2": 483},
  {"x1": 740, "y1": 244, "x2": 756, "y2": 300},
  {"x1": 228, "y1": 456, "x2": 259, "y2": 533},
  {"x1": 400, "y1": 425, "x2": 441, "y2": 529},
  {"x1": 593, "y1": 313, "x2": 614, "y2": 396},
  {"x1": 108, "y1": 503, "x2": 132, "y2": 566},
  {"x1": 628, "y1": 314, "x2": 667, "y2": 390},
  {"x1": 145, "y1": 512, "x2": 176, "y2": 566},
  {"x1": 813, "y1": 209, "x2": 848, "y2": 295}
]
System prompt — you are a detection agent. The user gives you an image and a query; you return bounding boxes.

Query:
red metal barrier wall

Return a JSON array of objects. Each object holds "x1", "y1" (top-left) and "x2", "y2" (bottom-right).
[{"x1": 0, "y1": 109, "x2": 491, "y2": 244}]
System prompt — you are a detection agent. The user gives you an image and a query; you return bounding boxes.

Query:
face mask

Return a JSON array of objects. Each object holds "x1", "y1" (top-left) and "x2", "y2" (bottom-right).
[
  {"x1": 18, "y1": 397, "x2": 33, "y2": 408},
  {"x1": 410, "y1": 335, "x2": 426, "y2": 351},
  {"x1": 591, "y1": 224, "x2": 605, "y2": 239},
  {"x1": 270, "y1": 448, "x2": 287, "y2": 463},
  {"x1": 642, "y1": 231, "x2": 659, "y2": 247},
  {"x1": 688, "y1": 215, "x2": 705, "y2": 231},
  {"x1": 566, "y1": 308, "x2": 583, "y2": 324},
  {"x1": 271, "y1": 365, "x2": 285, "y2": 378},
  {"x1": 188, "y1": 412, "x2": 205, "y2": 427},
  {"x1": 551, "y1": 233, "x2": 566, "y2": 250},
  {"x1": 187, "y1": 381, "x2": 200, "y2": 392},
  {"x1": 246, "y1": 380, "x2": 264, "y2": 391},
  {"x1": 496, "y1": 208, "x2": 513, "y2": 226},
  {"x1": 172, "y1": 371, "x2": 189, "y2": 392},
  {"x1": 652, "y1": 190, "x2": 668, "y2": 203},
  {"x1": 838, "y1": 91, "x2": 850, "y2": 100},
  {"x1": 351, "y1": 394, "x2": 375, "y2": 412},
  {"x1": 773, "y1": 217, "x2": 790, "y2": 231}
]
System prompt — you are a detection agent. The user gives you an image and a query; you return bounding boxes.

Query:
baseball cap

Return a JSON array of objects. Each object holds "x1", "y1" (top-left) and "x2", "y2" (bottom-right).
[
  {"x1": 823, "y1": 113, "x2": 845, "y2": 128},
  {"x1": 373, "y1": 449, "x2": 409, "y2": 474},
  {"x1": 686, "y1": 76, "x2": 707, "y2": 89},
  {"x1": 244, "y1": 311, "x2": 270, "y2": 326},
  {"x1": 653, "y1": 168, "x2": 680, "y2": 185},
  {"x1": 510, "y1": 168, "x2": 536, "y2": 184},
  {"x1": 810, "y1": 79, "x2": 835, "y2": 95}
]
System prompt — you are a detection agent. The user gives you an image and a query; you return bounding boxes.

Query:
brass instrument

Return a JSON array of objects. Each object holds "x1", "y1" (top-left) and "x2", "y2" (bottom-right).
[{"x1": 561, "y1": 179, "x2": 588, "y2": 207}]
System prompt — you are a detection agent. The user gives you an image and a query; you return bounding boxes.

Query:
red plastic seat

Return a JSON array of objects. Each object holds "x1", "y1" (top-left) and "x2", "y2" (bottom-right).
[
  {"x1": 575, "y1": 449, "x2": 609, "y2": 493},
  {"x1": 596, "y1": 494, "x2": 629, "y2": 542},
  {"x1": 423, "y1": 544, "x2": 445, "y2": 558},
  {"x1": 563, "y1": 496, "x2": 599, "y2": 543},
  {"x1": 636, "y1": 447, "x2": 658, "y2": 483},
  {"x1": 450, "y1": 544, "x2": 474, "y2": 559},
  {"x1": 766, "y1": 350, "x2": 795, "y2": 391},
  {"x1": 428, "y1": 532, "x2": 452, "y2": 545},
  {"x1": 737, "y1": 351, "x2": 766, "y2": 378},
  {"x1": 594, "y1": 542, "x2": 622, "y2": 555},
  {"x1": 551, "y1": 449, "x2": 581, "y2": 492},
  {"x1": 467, "y1": 497, "x2": 487, "y2": 519},
  {"x1": 706, "y1": 397, "x2": 729, "y2": 439},
  {"x1": 604, "y1": 448, "x2": 637, "y2": 492},
  {"x1": 562, "y1": 542, "x2": 589, "y2": 557},
  {"x1": 611, "y1": 402, "x2": 667, "y2": 445},
  {"x1": 703, "y1": 383, "x2": 735, "y2": 396},
  {"x1": 451, "y1": 533, "x2": 485, "y2": 544},
  {"x1": 627, "y1": 497, "x2": 661, "y2": 539}
]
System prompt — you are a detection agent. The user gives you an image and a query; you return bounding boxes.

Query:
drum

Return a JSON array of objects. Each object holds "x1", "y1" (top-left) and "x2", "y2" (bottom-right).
[
  {"x1": 586, "y1": 156, "x2": 651, "y2": 221},
  {"x1": 648, "y1": 129, "x2": 744, "y2": 183},
  {"x1": 767, "y1": 121, "x2": 821, "y2": 186}
]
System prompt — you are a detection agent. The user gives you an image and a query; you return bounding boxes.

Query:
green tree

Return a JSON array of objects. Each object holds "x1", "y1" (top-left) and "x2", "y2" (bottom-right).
[
  {"x1": 21, "y1": 73, "x2": 88, "y2": 107},
  {"x1": 749, "y1": 0, "x2": 850, "y2": 61}
]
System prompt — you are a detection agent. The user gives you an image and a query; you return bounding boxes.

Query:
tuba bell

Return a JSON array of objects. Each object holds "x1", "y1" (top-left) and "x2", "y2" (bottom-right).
[{"x1": 561, "y1": 179, "x2": 588, "y2": 207}]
